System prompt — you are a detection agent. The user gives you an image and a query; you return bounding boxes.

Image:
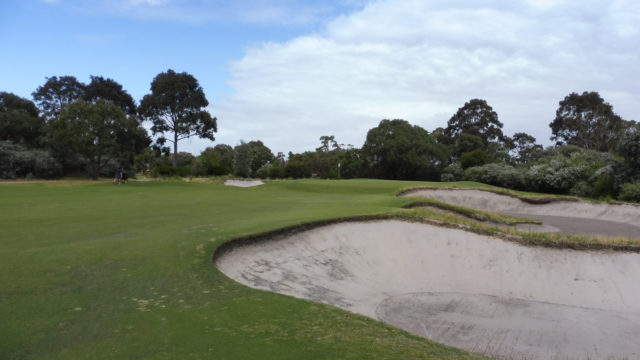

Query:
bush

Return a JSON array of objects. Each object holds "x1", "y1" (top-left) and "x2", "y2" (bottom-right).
[
  {"x1": 440, "y1": 163, "x2": 463, "y2": 182},
  {"x1": 268, "y1": 162, "x2": 285, "y2": 179},
  {"x1": 618, "y1": 181, "x2": 640, "y2": 202},
  {"x1": 568, "y1": 180, "x2": 591, "y2": 197},
  {"x1": 591, "y1": 174, "x2": 615, "y2": 198},
  {"x1": 462, "y1": 163, "x2": 525, "y2": 189},
  {"x1": 0, "y1": 141, "x2": 61, "y2": 179},
  {"x1": 524, "y1": 147, "x2": 619, "y2": 194},
  {"x1": 151, "y1": 165, "x2": 191, "y2": 178},
  {"x1": 254, "y1": 163, "x2": 271, "y2": 179},
  {"x1": 284, "y1": 161, "x2": 311, "y2": 179}
]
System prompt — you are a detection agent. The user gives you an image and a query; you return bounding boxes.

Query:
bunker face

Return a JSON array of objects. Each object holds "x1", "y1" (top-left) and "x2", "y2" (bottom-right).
[
  {"x1": 216, "y1": 220, "x2": 640, "y2": 360},
  {"x1": 402, "y1": 189, "x2": 640, "y2": 238},
  {"x1": 223, "y1": 179, "x2": 264, "y2": 187}
]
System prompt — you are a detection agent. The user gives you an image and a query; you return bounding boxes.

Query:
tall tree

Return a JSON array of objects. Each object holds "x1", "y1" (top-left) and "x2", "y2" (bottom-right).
[
  {"x1": 362, "y1": 119, "x2": 447, "y2": 180},
  {"x1": 444, "y1": 99, "x2": 507, "y2": 153},
  {"x1": 32, "y1": 76, "x2": 85, "y2": 120},
  {"x1": 0, "y1": 92, "x2": 45, "y2": 147},
  {"x1": 550, "y1": 91, "x2": 630, "y2": 151},
  {"x1": 233, "y1": 141, "x2": 252, "y2": 177},
  {"x1": 247, "y1": 140, "x2": 275, "y2": 173},
  {"x1": 49, "y1": 100, "x2": 144, "y2": 180},
  {"x1": 139, "y1": 70, "x2": 217, "y2": 167},
  {"x1": 511, "y1": 132, "x2": 543, "y2": 164},
  {"x1": 84, "y1": 76, "x2": 137, "y2": 115}
]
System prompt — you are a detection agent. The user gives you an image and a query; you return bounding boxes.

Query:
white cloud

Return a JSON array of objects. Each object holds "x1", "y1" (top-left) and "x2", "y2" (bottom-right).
[{"x1": 213, "y1": 0, "x2": 640, "y2": 154}]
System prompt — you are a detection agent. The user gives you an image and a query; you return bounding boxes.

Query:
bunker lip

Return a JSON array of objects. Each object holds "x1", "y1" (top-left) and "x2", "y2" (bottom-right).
[
  {"x1": 400, "y1": 187, "x2": 640, "y2": 238},
  {"x1": 224, "y1": 179, "x2": 265, "y2": 187},
  {"x1": 215, "y1": 219, "x2": 640, "y2": 360}
]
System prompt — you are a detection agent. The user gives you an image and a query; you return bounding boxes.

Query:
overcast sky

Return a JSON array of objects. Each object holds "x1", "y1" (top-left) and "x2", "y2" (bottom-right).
[{"x1": 1, "y1": 0, "x2": 638, "y2": 155}]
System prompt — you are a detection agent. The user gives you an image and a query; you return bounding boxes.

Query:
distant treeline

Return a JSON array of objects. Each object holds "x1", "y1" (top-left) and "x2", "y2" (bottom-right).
[{"x1": 1, "y1": 73, "x2": 639, "y2": 202}]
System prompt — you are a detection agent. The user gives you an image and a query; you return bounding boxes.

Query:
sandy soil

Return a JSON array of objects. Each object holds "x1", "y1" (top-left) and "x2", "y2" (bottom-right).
[
  {"x1": 216, "y1": 220, "x2": 640, "y2": 360},
  {"x1": 223, "y1": 179, "x2": 265, "y2": 187},
  {"x1": 403, "y1": 189, "x2": 640, "y2": 238}
]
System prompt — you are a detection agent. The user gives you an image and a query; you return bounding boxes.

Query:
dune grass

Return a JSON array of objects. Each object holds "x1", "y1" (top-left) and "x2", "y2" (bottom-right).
[{"x1": 1, "y1": 179, "x2": 489, "y2": 360}]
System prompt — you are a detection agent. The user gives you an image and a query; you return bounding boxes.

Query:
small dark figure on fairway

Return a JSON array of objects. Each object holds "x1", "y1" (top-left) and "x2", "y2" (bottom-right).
[{"x1": 114, "y1": 168, "x2": 127, "y2": 184}]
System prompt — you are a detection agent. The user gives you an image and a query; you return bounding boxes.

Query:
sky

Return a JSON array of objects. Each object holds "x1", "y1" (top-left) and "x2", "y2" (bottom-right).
[{"x1": 1, "y1": 0, "x2": 638, "y2": 156}]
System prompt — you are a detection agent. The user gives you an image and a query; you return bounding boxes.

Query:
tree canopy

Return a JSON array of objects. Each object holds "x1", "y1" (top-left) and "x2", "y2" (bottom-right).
[
  {"x1": 0, "y1": 92, "x2": 44, "y2": 147},
  {"x1": 139, "y1": 69, "x2": 217, "y2": 166},
  {"x1": 84, "y1": 76, "x2": 137, "y2": 116},
  {"x1": 32, "y1": 76, "x2": 85, "y2": 120},
  {"x1": 511, "y1": 132, "x2": 542, "y2": 164},
  {"x1": 549, "y1": 91, "x2": 630, "y2": 151},
  {"x1": 49, "y1": 100, "x2": 145, "y2": 179},
  {"x1": 444, "y1": 98, "x2": 507, "y2": 154},
  {"x1": 362, "y1": 119, "x2": 446, "y2": 180}
]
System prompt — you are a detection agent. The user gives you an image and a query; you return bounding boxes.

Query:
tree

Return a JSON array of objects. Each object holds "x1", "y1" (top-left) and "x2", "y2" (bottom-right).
[
  {"x1": 550, "y1": 91, "x2": 630, "y2": 151},
  {"x1": 459, "y1": 149, "x2": 488, "y2": 169},
  {"x1": 49, "y1": 100, "x2": 143, "y2": 180},
  {"x1": 247, "y1": 140, "x2": 275, "y2": 173},
  {"x1": 84, "y1": 76, "x2": 137, "y2": 115},
  {"x1": 139, "y1": 70, "x2": 217, "y2": 167},
  {"x1": 362, "y1": 119, "x2": 447, "y2": 180},
  {"x1": 317, "y1": 135, "x2": 340, "y2": 153},
  {"x1": 616, "y1": 124, "x2": 640, "y2": 180},
  {"x1": 0, "y1": 92, "x2": 45, "y2": 147},
  {"x1": 444, "y1": 99, "x2": 507, "y2": 156},
  {"x1": 511, "y1": 132, "x2": 542, "y2": 164},
  {"x1": 233, "y1": 141, "x2": 252, "y2": 177},
  {"x1": 193, "y1": 144, "x2": 235, "y2": 176},
  {"x1": 32, "y1": 76, "x2": 85, "y2": 120}
]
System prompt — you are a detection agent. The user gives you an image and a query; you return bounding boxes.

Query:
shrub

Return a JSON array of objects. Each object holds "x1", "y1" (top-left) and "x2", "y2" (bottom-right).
[
  {"x1": 591, "y1": 174, "x2": 615, "y2": 198},
  {"x1": 151, "y1": 165, "x2": 191, "y2": 178},
  {"x1": 462, "y1": 163, "x2": 525, "y2": 189},
  {"x1": 254, "y1": 163, "x2": 271, "y2": 179},
  {"x1": 618, "y1": 181, "x2": 640, "y2": 202},
  {"x1": 524, "y1": 147, "x2": 619, "y2": 194},
  {"x1": 440, "y1": 163, "x2": 463, "y2": 182},
  {"x1": 0, "y1": 141, "x2": 61, "y2": 179},
  {"x1": 268, "y1": 162, "x2": 285, "y2": 179},
  {"x1": 568, "y1": 180, "x2": 591, "y2": 197}
]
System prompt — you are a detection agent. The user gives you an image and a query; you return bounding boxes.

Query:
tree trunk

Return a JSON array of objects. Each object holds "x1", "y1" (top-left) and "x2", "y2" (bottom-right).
[{"x1": 173, "y1": 131, "x2": 178, "y2": 167}]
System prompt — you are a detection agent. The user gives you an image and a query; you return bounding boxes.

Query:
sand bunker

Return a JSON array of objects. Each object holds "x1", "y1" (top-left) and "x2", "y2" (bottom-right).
[
  {"x1": 402, "y1": 188, "x2": 640, "y2": 238},
  {"x1": 216, "y1": 220, "x2": 640, "y2": 359},
  {"x1": 223, "y1": 179, "x2": 264, "y2": 187}
]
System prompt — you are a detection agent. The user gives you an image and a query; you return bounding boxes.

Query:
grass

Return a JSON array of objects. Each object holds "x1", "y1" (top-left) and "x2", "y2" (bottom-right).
[
  {"x1": 0, "y1": 179, "x2": 488, "y2": 360},
  {"x1": 2, "y1": 178, "x2": 637, "y2": 359},
  {"x1": 400, "y1": 196, "x2": 542, "y2": 225}
]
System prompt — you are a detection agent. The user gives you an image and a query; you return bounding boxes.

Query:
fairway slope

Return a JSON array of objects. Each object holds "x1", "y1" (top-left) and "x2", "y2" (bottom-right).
[
  {"x1": 216, "y1": 220, "x2": 640, "y2": 360},
  {"x1": 401, "y1": 188, "x2": 640, "y2": 238}
]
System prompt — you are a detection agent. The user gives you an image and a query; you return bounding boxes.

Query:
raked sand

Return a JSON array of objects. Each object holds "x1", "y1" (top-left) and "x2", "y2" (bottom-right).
[{"x1": 216, "y1": 220, "x2": 640, "y2": 360}]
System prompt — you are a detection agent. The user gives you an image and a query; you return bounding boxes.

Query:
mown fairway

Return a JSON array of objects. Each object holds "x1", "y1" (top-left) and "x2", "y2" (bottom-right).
[{"x1": 1, "y1": 179, "x2": 488, "y2": 360}]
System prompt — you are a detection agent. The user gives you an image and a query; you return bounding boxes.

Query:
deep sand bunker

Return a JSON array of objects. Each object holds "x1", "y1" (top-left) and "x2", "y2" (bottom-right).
[
  {"x1": 216, "y1": 220, "x2": 640, "y2": 360},
  {"x1": 402, "y1": 188, "x2": 640, "y2": 238}
]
